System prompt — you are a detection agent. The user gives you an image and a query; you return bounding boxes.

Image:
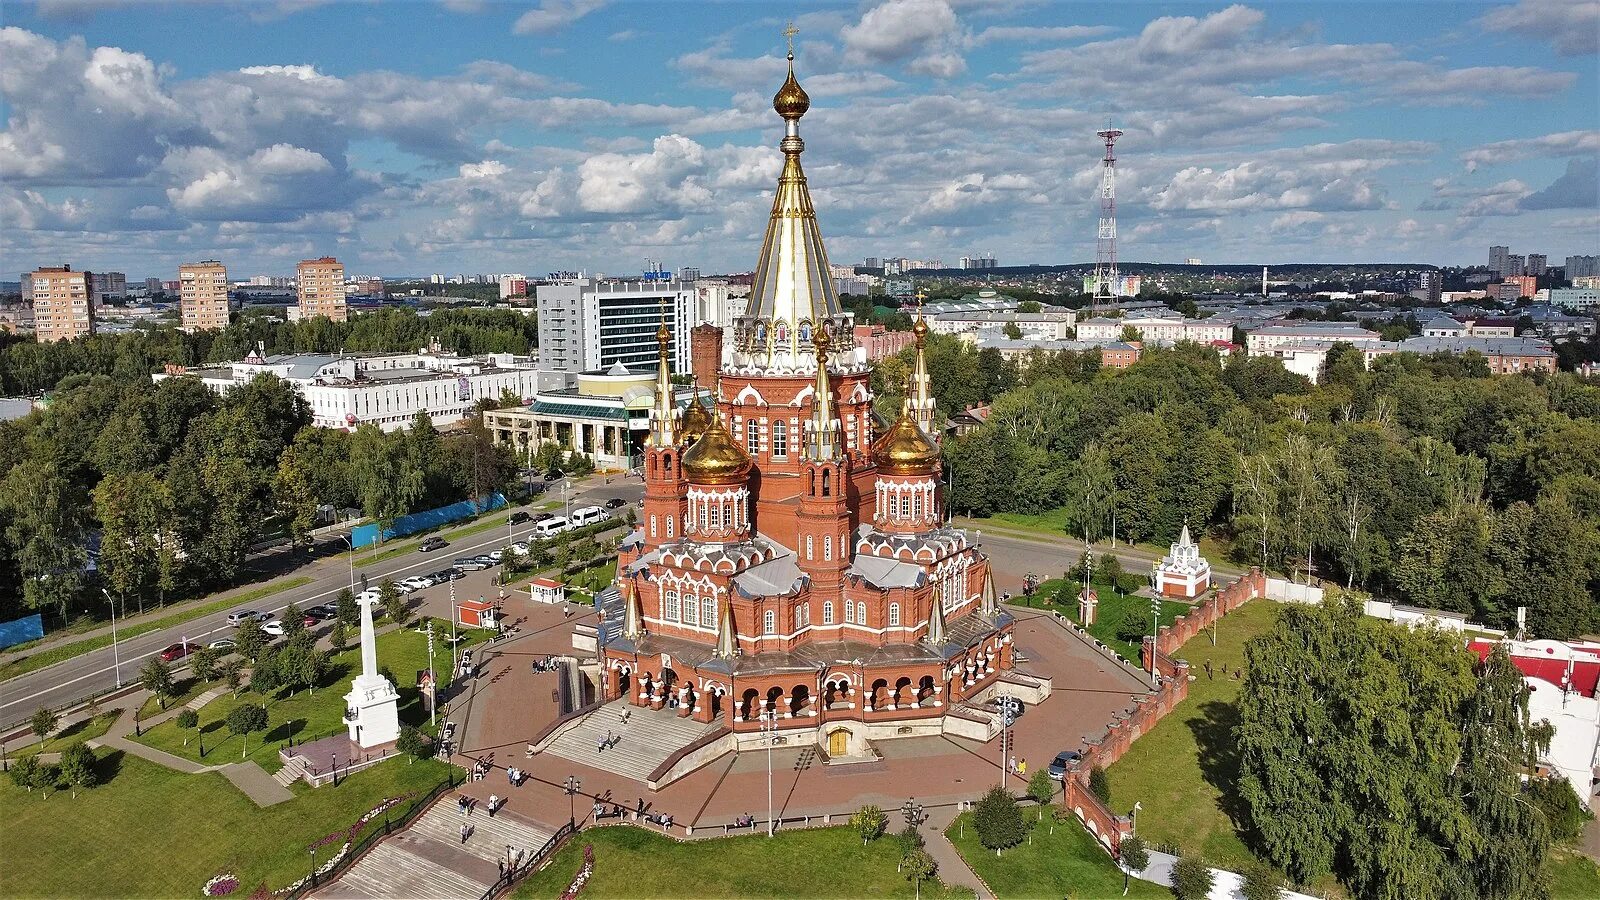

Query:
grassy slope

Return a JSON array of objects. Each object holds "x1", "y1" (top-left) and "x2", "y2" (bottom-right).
[
  {"x1": 0, "y1": 749, "x2": 455, "y2": 898},
  {"x1": 946, "y1": 811, "x2": 1167, "y2": 899},
  {"x1": 513, "y1": 825, "x2": 973, "y2": 899}
]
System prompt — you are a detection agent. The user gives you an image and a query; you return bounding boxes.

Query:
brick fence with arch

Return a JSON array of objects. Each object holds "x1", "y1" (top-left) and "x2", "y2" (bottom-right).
[{"x1": 1060, "y1": 567, "x2": 1267, "y2": 855}]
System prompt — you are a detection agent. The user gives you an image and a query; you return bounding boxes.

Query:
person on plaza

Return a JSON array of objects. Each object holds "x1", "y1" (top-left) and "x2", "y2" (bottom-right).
[
  {"x1": 458, "y1": 795, "x2": 468, "y2": 816},
  {"x1": 460, "y1": 822, "x2": 469, "y2": 844},
  {"x1": 1018, "y1": 758, "x2": 1027, "y2": 777},
  {"x1": 489, "y1": 794, "x2": 499, "y2": 817}
]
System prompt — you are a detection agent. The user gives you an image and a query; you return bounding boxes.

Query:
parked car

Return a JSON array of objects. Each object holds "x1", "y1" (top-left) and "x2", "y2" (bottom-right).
[
  {"x1": 508, "y1": 511, "x2": 531, "y2": 525},
  {"x1": 604, "y1": 498, "x2": 626, "y2": 510},
  {"x1": 419, "y1": 536, "x2": 448, "y2": 552},
  {"x1": 159, "y1": 641, "x2": 200, "y2": 662},
  {"x1": 228, "y1": 610, "x2": 263, "y2": 626},
  {"x1": 533, "y1": 516, "x2": 570, "y2": 538},
  {"x1": 471, "y1": 554, "x2": 497, "y2": 567},
  {"x1": 429, "y1": 569, "x2": 460, "y2": 583},
  {"x1": 401, "y1": 576, "x2": 432, "y2": 592},
  {"x1": 510, "y1": 541, "x2": 530, "y2": 556},
  {"x1": 531, "y1": 512, "x2": 554, "y2": 523},
  {"x1": 543, "y1": 471, "x2": 564, "y2": 482},
  {"x1": 306, "y1": 604, "x2": 338, "y2": 620},
  {"x1": 207, "y1": 638, "x2": 236, "y2": 652},
  {"x1": 488, "y1": 549, "x2": 504, "y2": 562},
  {"x1": 570, "y1": 506, "x2": 609, "y2": 527},
  {"x1": 453, "y1": 557, "x2": 489, "y2": 572},
  {"x1": 261, "y1": 620, "x2": 286, "y2": 637},
  {"x1": 1048, "y1": 750, "x2": 1083, "y2": 780}
]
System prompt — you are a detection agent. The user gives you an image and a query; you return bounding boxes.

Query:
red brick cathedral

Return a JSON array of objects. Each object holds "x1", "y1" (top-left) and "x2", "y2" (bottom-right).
[{"x1": 604, "y1": 51, "x2": 1015, "y2": 757}]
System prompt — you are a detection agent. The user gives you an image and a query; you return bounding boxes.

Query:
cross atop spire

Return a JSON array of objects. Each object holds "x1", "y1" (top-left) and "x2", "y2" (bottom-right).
[{"x1": 783, "y1": 21, "x2": 798, "y2": 59}]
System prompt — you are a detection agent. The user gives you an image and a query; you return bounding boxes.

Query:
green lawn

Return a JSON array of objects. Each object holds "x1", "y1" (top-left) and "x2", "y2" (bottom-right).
[
  {"x1": 981, "y1": 509, "x2": 1072, "y2": 536},
  {"x1": 1009, "y1": 579, "x2": 1189, "y2": 664},
  {"x1": 1103, "y1": 599, "x2": 1278, "y2": 872},
  {"x1": 1550, "y1": 849, "x2": 1600, "y2": 899},
  {"x1": 0, "y1": 577, "x2": 312, "y2": 684},
  {"x1": 133, "y1": 626, "x2": 486, "y2": 769},
  {"x1": 513, "y1": 825, "x2": 973, "y2": 899},
  {"x1": 0, "y1": 748, "x2": 456, "y2": 898},
  {"x1": 945, "y1": 811, "x2": 1167, "y2": 899},
  {"x1": 138, "y1": 673, "x2": 218, "y2": 719},
  {"x1": 9, "y1": 711, "x2": 122, "y2": 759}
]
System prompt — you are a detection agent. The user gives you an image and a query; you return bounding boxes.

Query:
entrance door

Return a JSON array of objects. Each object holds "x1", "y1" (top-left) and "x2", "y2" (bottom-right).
[{"x1": 828, "y1": 729, "x2": 847, "y2": 757}]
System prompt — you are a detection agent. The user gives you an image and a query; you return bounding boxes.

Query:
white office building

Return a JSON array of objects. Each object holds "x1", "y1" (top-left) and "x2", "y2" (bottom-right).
[
  {"x1": 932, "y1": 308, "x2": 1078, "y2": 339},
  {"x1": 1076, "y1": 315, "x2": 1233, "y2": 346},
  {"x1": 536, "y1": 277, "x2": 693, "y2": 375},
  {"x1": 154, "y1": 346, "x2": 540, "y2": 432},
  {"x1": 1549, "y1": 288, "x2": 1600, "y2": 312},
  {"x1": 1245, "y1": 322, "x2": 1385, "y2": 355}
]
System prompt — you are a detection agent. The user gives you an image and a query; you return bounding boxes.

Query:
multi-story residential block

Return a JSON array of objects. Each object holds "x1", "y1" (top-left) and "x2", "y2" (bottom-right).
[
  {"x1": 535, "y1": 277, "x2": 693, "y2": 375},
  {"x1": 1244, "y1": 322, "x2": 1385, "y2": 355},
  {"x1": 1076, "y1": 314, "x2": 1232, "y2": 346},
  {"x1": 498, "y1": 274, "x2": 527, "y2": 300},
  {"x1": 30, "y1": 265, "x2": 95, "y2": 342},
  {"x1": 1549, "y1": 288, "x2": 1600, "y2": 312},
  {"x1": 1573, "y1": 275, "x2": 1600, "y2": 290},
  {"x1": 1100, "y1": 342, "x2": 1141, "y2": 369},
  {"x1": 1526, "y1": 254, "x2": 1547, "y2": 276},
  {"x1": 1400, "y1": 336, "x2": 1556, "y2": 375},
  {"x1": 1418, "y1": 270, "x2": 1443, "y2": 303},
  {"x1": 1490, "y1": 245, "x2": 1510, "y2": 275},
  {"x1": 1507, "y1": 254, "x2": 1526, "y2": 277},
  {"x1": 931, "y1": 308, "x2": 1078, "y2": 340},
  {"x1": 853, "y1": 324, "x2": 916, "y2": 361},
  {"x1": 179, "y1": 260, "x2": 229, "y2": 332},
  {"x1": 692, "y1": 280, "x2": 749, "y2": 327},
  {"x1": 1565, "y1": 255, "x2": 1599, "y2": 279},
  {"x1": 296, "y1": 257, "x2": 347, "y2": 322},
  {"x1": 91, "y1": 271, "x2": 127, "y2": 299}
]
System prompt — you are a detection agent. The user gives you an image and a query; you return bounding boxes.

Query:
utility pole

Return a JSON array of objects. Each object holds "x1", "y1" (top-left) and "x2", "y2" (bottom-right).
[{"x1": 760, "y1": 709, "x2": 777, "y2": 836}]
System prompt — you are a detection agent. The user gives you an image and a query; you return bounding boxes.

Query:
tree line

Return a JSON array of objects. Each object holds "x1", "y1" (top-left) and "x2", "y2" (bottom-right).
[
  {"x1": 0, "y1": 306, "x2": 539, "y2": 397},
  {"x1": 930, "y1": 337, "x2": 1600, "y2": 638},
  {"x1": 0, "y1": 372, "x2": 516, "y2": 627}
]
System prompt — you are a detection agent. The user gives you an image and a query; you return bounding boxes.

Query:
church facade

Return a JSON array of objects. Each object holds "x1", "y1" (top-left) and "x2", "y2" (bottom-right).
[{"x1": 599, "y1": 52, "x2": 1017, "y2": 758}]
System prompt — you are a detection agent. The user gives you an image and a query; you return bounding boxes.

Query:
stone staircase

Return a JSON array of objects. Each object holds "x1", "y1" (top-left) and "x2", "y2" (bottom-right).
[
  {"x1": 273, "y1": 757, "x2": 306, "y2": 787},
  {"x1": 185, "y1": 687, "x2": 225, "y2": 712},
  {"x1": 317, "y1": 799, "x2": 554, "y2": 900},
  {"x1": 540, "y1": 701, "x2": 720, "y2": 782}
]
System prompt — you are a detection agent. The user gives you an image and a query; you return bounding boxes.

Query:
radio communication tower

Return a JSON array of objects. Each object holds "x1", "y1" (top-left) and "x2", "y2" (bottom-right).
[{"x1": 1092, "y1": 122, "x2": 1123, "y2": 312}]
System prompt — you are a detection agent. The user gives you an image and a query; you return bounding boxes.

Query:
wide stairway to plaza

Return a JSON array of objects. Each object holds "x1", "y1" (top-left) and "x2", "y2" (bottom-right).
[
  {"x1": 317, "y1": 800, "x2": 554, "y2": 900},
  {"x1": 540, "y1": 700, "x2": 722, "y2": 782}
]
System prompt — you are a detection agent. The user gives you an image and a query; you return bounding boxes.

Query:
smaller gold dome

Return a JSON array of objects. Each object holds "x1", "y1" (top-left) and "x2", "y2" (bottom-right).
[
  {"x1": 680, "y1": 397, "x2": 712, "y2": 444},
  {"x1": 656, "y1": 320, "x2": 670, "y2": 343},
  {"x1": 912, "y1": 316, "x2": 929, "y2": 340},
  {"x1": 773, "y1": 61, "x2": 810, "y2": 120},
  {"x1": 682, "y1": 412, "x2": 752, "y2": 485},
  {"x1": 873, "y1": 409, "x2": 940, "y2": 476}
]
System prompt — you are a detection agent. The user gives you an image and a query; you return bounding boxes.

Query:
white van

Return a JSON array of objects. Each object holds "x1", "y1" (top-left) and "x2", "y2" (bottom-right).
[
  {"x1": 569, "y1": 506, "x2": 610, "y2": 527},
  {"x1": 534, "y1": 516, "x2": 569, "y2": 538}
]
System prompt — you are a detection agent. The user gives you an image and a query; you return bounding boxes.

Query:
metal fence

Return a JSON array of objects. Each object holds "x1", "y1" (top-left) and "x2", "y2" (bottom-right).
[{"x1": 477, "y1": 820, "x2": 577, "y2": 900}]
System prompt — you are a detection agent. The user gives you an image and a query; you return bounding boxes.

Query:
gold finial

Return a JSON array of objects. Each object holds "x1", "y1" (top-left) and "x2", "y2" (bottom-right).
[
  {"x1": 773, "y1": 25, "x2": 810, "y2": 120},
  {"x1": 783, "y1": 21, "x2": 798, "y2": 59}
]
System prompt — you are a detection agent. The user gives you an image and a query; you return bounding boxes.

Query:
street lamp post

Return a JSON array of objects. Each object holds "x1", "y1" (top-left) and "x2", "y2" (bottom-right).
[
  {"x1": 563, "y1": 775, "x2": 581, "y2": 826},
  {"x1": 759, "y1": 709, "x2": 777, "y2": 836},
  {"x1": 309, "y1": 847, "x2": 317, "y2": 888},
  {"x1": 1148, "y1": 592, "x2": 1161, "y2": 688},
  {"x1": 103, "y1": 589, "x2": 122, "y2": 688},
  {"x1": 341, "y1": 534, "x2": 356, "y2": 598}
]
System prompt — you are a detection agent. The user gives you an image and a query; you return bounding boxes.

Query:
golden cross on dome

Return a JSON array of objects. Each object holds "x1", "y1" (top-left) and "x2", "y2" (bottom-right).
[{"x1": 783, "y1": 21, "x2": 798, "y2": 57}]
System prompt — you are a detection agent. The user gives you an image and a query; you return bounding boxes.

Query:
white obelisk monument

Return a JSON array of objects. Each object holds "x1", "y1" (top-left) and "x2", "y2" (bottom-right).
[{"x1": 343, "y1": 593, "x2": 400, "y2": 748}]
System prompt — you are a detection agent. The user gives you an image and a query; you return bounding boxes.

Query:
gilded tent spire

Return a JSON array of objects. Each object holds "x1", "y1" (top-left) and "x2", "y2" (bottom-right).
[
  {"x1": 622, "y1": 580, "x2": 644, "y2": 641},
  {"x1": 907, "y1": 290, "x2": 935, "y2": 436},
  {"x1": 747, "y1": 38, "x2": 839, "y2": 356},
  {"x1": 649, "y1": 306, "x2": 677, "y2": 447},
  {"x1": 713, "y1": 597, "x2": 738, "y2": 658},
  {"x1": 927, "y1": 586, "x2": 947, "y2": 646}
]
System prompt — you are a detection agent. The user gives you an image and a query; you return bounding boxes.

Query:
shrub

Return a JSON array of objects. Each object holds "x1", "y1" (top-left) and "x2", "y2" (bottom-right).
[
  {"x1": 1529, "y1": 775, "x2": 1591, "y2": 844},
  {"x1": 895, "y1": 823, "x2": 925, "y2": 856},
  {"x1": 1115, "y1": 609, "x2": 1148, "y2": 644},
  {"x1": 176, "y1": 708, "x2": 199, "y2": 734},
  {"x1": 396, "y1": 725, "x2": 433, "y2": 761},
  {"x1": 1119, "y1": 834, "x2": 1149, "y2": 873},
  {"x1": 1171, "y1": 853, "x2": 1214, "y2": 900},
  {"x1": 851, "y1": 804, "x2": 888, "y2": 844},
  {"x1": 1239, "y1": 860, "x2": 1284, "y2": 900},
  {"x1": 1088, "y1": 765, "x2": 1111, "y2": 804},
  {"x1": 58, "y1": 743, "x2": 98, "y2": 789},
  {"x1": 973, "y1": 785, "x2": 1026, "y2": 853}
]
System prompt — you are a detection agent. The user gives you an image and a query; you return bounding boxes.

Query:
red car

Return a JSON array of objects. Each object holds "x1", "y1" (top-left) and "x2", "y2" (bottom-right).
[{"x1": 159, "y1": 642, "x2": 200, "y2": 662}]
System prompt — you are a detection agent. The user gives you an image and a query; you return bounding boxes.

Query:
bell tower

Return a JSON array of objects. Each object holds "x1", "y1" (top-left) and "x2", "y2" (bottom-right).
[
  {"x1": 797, "y1": 329, "x2": 851, "y2": 595},
  {"x1": 643, "y1": 319, "x2": 687, "y2": 548}
]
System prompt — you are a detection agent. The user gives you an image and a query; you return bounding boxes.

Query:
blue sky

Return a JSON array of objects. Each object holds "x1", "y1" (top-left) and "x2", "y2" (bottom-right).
[{"x1": 1, "y1": 0, "x2": 1596, "y2": 279}]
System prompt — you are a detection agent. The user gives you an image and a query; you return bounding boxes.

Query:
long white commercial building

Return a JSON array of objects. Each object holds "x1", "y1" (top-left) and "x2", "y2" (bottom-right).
[
  {"x1": 1076, "y1": 315, "x2": 1234, "y2": 346},
  {"x1": 154, "y1": 346, "x2": 541, "y2": 431}
]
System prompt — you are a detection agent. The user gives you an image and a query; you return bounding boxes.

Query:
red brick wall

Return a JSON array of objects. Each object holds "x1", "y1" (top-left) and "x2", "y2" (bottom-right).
[
  {"x1": 690, "y1": 324, "x2": 722, "y2": 388},
  {"x1": 1063, "y1": 567, "x2": 1265, "y2": 854}
]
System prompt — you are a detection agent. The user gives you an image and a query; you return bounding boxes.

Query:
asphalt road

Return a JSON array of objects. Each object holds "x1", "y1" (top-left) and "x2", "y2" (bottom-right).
[
  {"x1": 0, "y1": 474, "x2": 647, "y2": 726},
  {"x1": 0, "y1": 473, "x2": 1237, "y2": 726}
]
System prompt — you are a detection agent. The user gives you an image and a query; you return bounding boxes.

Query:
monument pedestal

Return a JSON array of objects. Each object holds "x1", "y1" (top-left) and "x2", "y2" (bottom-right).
[{"x1": 344, "y1": 674, "x2": 400, "y2": 749}]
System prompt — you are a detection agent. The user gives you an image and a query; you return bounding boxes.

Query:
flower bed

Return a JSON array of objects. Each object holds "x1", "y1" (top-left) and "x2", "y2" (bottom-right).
[
  {"x1": 218, "y1": 793, "x2": 415, "y2": 898},
  {"x1": 202, "y1": 874, "x2": 239, "y2": 896},
  {"x1": 559, "y1": 844, "x2": 596, "y2": 900}
]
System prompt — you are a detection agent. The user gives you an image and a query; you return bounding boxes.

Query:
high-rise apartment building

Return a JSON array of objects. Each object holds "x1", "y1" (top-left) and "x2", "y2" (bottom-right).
[
  {"x1": 296, "y1": 257, "x2": 347, "y2": 322},
  {"x1": 959, "y1": 254, "x2": 998, "y2": 270},
  {"x1": 31, "y1": 265, "x2": 95, "y2": 342},
  {"x1": 1419, "y1": 270, "x2": 1443, "y2": 304},
  {"x1": 1526, "y1": 254, "x2": 1547, "y2": 277},
  {"x1": 1567, "y1": 256, "x2": 1600, "y2": 279},
  {"x1": 1506, "y1": 254, "x2": 1526, "y2": 277},
  {"x1": 1490, "y1": 245, "x2": 1510, "y2": 275},
  {"x1": 90, "y1": 271, "x2": 127, "y2": 299},
  {"x1": 179, "y1": 260, "x2": 230, "y2": 332},
  {"x1": 535, "y1": 277, "x2": 692, "y2": 374}
]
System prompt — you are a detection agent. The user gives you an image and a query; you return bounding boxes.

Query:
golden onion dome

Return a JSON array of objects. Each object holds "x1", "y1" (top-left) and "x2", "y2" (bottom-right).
[
  {"x1": 873, "y1": 409, "x2": 939, "y2": 476},
  {"x1": 682, "y1": 413, "x2": 752, "y2": 485},
  {"x1": 773, "y1": 59, "x2": 810, "y2": 121},
  {"x1": 680, "y1": 396, "x2": 712, "y2": 444},
  {"x1": 656, "y1": 320, "x2": 670, "y2": 343},
  {"x1": 912, "y1": 315, "x2": 929, "y2": 340}
]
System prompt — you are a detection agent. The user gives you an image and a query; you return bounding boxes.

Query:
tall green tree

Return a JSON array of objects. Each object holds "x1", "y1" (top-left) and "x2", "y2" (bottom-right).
[{"x1": 1, "y1": 459, "x2": 87, "y2": 619}]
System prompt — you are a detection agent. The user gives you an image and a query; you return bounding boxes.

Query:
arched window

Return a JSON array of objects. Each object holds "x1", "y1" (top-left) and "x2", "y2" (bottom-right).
[
  {"x1": 889, "y1": 603, "x2": 901, "y2": 627},
  {"x1": 763, "y1": 610, "x2": 776, "y2": 635},
  {"x1": 701, "y1": 596, "x2": 715, "y2": 626},
  {"x1": 900, "y1": 495, "x2": 911, "y2": 519},
  {"x1": 682, "y1": 592, "x2": 698, "y2": 626},
  {"x1": 855, "y1": 602, "x2": 866, "y2": 625},
  {"x1": 844, "y1": 601, "x2": 854, "y2": 624},
  {"x1": 821, "y1": 469, "x2": 831, "y2": 496},
  {"x1": 746, "y1": 421, "x2": 761, "y2": 456},
  {"x1": 709, "y1": 501, "x2": 722, "y2": 529},
  {"x1": 664, "y1": 452, "x2": 673, "y2": 474},
  {"x1": 666, "y1": 515, "x2": 675, "y2": 538},
  {"x1": 824, "y1": 535, "x2": 833, "y2": 560},
  {"x1": 772, "y1": 420, "x2": 788, "y2": 458},
  {"x1": 650, "y1": 515, "x2": 658, "y2": 538},
  {"x1": 794, "y1": 608, "x2": 804, "y2": 631},
  {"x1": 823, "y1": 601, "x2": 835, "y2": 625},
  {"x1": 806, "y1": 535, "x2": 814, "y2": 560},
  {"x1": 663, "y1": 590, "x2": 680, "y2": 622}
]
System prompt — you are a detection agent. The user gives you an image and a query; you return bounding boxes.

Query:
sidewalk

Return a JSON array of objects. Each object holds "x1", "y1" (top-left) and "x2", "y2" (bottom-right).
[{"x1": 922, "y1": 805, "x2": 991, "y2": 900}]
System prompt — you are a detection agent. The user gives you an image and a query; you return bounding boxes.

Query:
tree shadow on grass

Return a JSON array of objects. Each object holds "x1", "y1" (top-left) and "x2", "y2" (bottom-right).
[
  {"x1": 1187, "y1": 699, "x2": 1257, "y2": 848},
  {"x1": 93, "y1": 748, "x2": 125, "y2": 785},
  {"x1": 266, "y1": 717, "x2": 309, "y2": 744}
]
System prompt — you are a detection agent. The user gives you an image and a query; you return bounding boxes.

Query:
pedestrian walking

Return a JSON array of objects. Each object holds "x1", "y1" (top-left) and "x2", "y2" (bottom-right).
[
  {"x1": 460, "y1": 822, "x2": 469, "y2": 844},
  {"x1": 459, "y1": 796, "x2": 468, "y2": 817},
  {"x1": 499, "y1": 859, "x2": 506, "y2": 879},
  {"x1": 1018, "y1": 758, "x2": 1027, "y2": 777},
  {"x1": 507, "y1": 767, "x2": 515, "y2": 785},
  {"x1": 489, "y1": 794, "x2": 499, "y2": 817},
  {"x1": 636, "y1": 797, "x2": 645, "y2": 818}
]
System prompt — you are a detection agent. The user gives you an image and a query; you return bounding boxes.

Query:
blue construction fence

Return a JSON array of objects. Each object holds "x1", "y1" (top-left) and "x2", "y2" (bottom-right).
[
  {"x1": 352, "y1": 493, "x2": 507, "y2": 548},
  {"x1": 0, "y1": 614, "x2": 45, "y2": 651}
]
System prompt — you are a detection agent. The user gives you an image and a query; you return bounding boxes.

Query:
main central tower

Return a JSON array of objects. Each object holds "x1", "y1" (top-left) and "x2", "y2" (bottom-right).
[{"x1": 603, "y1": 45, "x2": 1018, "y2": 761}]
